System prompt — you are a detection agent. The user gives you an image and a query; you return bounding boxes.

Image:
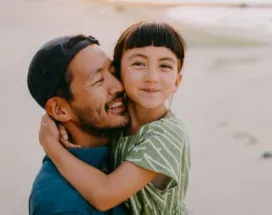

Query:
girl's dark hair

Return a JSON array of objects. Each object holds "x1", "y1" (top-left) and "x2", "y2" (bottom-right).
[{"x1": 113, "y1": 21, "x2": 186, "y2": 74}]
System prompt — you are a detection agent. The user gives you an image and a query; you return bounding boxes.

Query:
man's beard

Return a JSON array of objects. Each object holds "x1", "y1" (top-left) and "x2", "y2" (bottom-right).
[{"x1": 72, "y1": 104, "x2": 128, "y2": 137}]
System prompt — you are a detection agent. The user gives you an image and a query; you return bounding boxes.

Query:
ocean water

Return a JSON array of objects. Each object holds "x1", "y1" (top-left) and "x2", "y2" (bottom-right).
[
  {"x1": 117, "y1": 0, "x2": 272, "y2": 43},
  {"x1": 167, "y1": 7, "x2": 272, "y2": 33},
  {"x1": 164, "y1": 2, "x2": 272, "y2": 45}
]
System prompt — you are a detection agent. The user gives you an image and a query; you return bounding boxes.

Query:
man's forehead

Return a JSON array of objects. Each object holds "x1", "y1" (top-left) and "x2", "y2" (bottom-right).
[
  {"x1": 78, "y1": 44, "x2": 109, "y2": 61},
  {"x1": 69, "y1": 44, "x2": 111, "y2": 73}
]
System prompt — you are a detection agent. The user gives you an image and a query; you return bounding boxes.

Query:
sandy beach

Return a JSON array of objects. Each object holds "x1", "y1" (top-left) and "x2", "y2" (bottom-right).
[{"x1": 1, "y1": 0, "x2": 272, "y2": 214}]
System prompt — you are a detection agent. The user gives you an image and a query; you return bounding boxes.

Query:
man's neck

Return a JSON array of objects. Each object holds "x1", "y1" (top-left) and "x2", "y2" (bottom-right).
[{"x1": 63, "y1": 122, "x2": 109, "y2": 148}]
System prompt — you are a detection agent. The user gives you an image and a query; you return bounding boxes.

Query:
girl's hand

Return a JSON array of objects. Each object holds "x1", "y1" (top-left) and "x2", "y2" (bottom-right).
[
  {"x1": 39, "y1": 114, "x2": 59, "y2": 147},
  {"x1": 58, "y1": 124, "x2": 81, "y2": 148}
]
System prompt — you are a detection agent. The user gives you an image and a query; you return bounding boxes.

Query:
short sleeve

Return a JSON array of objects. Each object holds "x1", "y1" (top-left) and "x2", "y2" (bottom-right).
[{"x1": 125, "y1": 121, "x2": 187, "y2": 188}]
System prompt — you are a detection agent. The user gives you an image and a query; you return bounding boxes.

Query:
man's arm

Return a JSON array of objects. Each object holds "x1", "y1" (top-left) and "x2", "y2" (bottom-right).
[{"x1": 43, "y1": 139, "x2": 157, "y2": 211}]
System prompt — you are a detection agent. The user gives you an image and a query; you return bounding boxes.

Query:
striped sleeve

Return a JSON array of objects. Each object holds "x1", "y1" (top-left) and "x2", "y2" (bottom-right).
[{"x1": 125, "y1": 121, "x2": 186, "y2": 189}]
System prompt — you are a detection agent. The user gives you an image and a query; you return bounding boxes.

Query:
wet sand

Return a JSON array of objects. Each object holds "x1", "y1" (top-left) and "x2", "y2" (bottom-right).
[{"x1": 1, "y1": 1, "x2": 272, "y2": 214}]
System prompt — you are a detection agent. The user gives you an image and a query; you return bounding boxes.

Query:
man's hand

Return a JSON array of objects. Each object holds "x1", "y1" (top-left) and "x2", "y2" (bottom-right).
[{"x1": 39, "y1": 114, "x2": 59, "y2": 147}]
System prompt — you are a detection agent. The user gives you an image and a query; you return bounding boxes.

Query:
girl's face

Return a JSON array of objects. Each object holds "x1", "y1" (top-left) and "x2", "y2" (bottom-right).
[{"x1": 120, "y1": 46, "x2": 182, "y2": 109}]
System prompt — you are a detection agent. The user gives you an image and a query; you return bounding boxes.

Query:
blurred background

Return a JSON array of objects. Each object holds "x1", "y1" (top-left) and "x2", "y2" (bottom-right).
[{"x1": 1, "y1": 0, "x2": 272, "y2": 214}]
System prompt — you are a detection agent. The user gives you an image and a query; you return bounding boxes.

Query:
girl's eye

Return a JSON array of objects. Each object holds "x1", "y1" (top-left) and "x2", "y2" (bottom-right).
[
  {"x1": 160, "y1": 64, "x2": 172, "y2": 69},
  {"x1": 132, "y1": 62, "x2": 145, "y2": 67}
]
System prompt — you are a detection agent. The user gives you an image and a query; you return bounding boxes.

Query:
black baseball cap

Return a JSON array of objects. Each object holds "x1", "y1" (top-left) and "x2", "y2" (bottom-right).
[{"x1": 27, "y1": 35, "x2": 100, "y2": 108}]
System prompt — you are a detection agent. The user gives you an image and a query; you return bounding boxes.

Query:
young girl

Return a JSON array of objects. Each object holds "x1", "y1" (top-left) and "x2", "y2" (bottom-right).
[{"x1": 39, "y1": 21, "x2": 190, "y2": 215}]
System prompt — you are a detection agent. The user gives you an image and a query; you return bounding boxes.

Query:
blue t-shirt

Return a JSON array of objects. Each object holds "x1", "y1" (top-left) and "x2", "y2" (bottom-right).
[{"x1": 29, "y1": 147, "x2": 128, "y2": 215}]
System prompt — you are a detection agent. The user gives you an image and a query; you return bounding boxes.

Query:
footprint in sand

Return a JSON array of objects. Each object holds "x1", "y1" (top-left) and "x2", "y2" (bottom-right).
[
  {"x1": 231, "y1": 131, "x2": 258, "y2": 145},
  {"x1": 217, "y1": 122, "x2": 258, "y2": 145},
  {"x1": 217, "y1": 121, "x2": 229, "y2": 128},
  {"x1": 262, "y1": 151, "x2": 272, "y2": 159}
]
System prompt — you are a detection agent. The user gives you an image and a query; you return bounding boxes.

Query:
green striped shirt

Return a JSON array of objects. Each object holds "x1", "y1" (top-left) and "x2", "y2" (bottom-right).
[{"x1": 111, "y1": 111, "x2": 190, "y2": 215}]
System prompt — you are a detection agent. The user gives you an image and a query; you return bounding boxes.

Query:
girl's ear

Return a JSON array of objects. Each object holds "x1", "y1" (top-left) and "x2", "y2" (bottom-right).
[{"x1": 173, "y1": 72, "x2": 182, "y2": 93}]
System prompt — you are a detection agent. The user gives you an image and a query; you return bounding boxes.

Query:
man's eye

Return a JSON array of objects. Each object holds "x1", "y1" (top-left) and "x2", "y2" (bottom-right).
[
  {"x1": 92, "y1": 78, "x2": 104, "y2": 86},
  {"x1": 160, "y1": 64, "x2": 172, "y2": 69}
]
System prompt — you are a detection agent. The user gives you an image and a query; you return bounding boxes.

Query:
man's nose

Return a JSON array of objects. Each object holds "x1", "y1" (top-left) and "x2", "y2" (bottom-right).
[{"x1": 108, "y1": 73, "x2": 124, "y2": 95}]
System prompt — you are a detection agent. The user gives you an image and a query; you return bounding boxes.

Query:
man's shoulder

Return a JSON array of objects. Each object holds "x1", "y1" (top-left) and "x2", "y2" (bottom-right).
[{"x1": 29, "y1": 158, "x2": 89, "y2": 215}]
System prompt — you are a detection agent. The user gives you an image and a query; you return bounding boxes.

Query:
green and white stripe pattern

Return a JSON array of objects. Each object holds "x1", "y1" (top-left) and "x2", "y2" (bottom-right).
[{"x1": 111, "y1": 111, "x2": 190, "y2": 215}]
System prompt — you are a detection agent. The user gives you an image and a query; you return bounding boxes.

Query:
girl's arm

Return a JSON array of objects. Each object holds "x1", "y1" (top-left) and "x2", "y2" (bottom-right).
[{"x1": 39, "y1": 114, "x2": 158, "y2": 211}]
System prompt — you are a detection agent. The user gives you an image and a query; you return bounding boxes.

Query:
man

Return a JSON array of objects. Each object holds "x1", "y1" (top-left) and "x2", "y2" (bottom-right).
[{"x1": 27, "y1": 34, "x2": 129, "y2": 215}]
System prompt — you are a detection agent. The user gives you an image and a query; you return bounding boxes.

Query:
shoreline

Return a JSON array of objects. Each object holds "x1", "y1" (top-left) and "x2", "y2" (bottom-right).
[
  {"x1": 90, "y1": 0, "x2": 272, "y2": 46},
  {"x1": 102, "y1": 0, "x2": 272, "y2": 8}
]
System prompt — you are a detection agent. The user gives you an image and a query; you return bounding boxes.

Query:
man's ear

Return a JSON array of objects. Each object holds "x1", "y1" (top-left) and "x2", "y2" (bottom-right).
[
  {"x1": 45, "y1": 97, "x2": 72, "y2": 122},
  {"x1": 173, "y1": 72, "x2": 183, "y2": 93}
]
